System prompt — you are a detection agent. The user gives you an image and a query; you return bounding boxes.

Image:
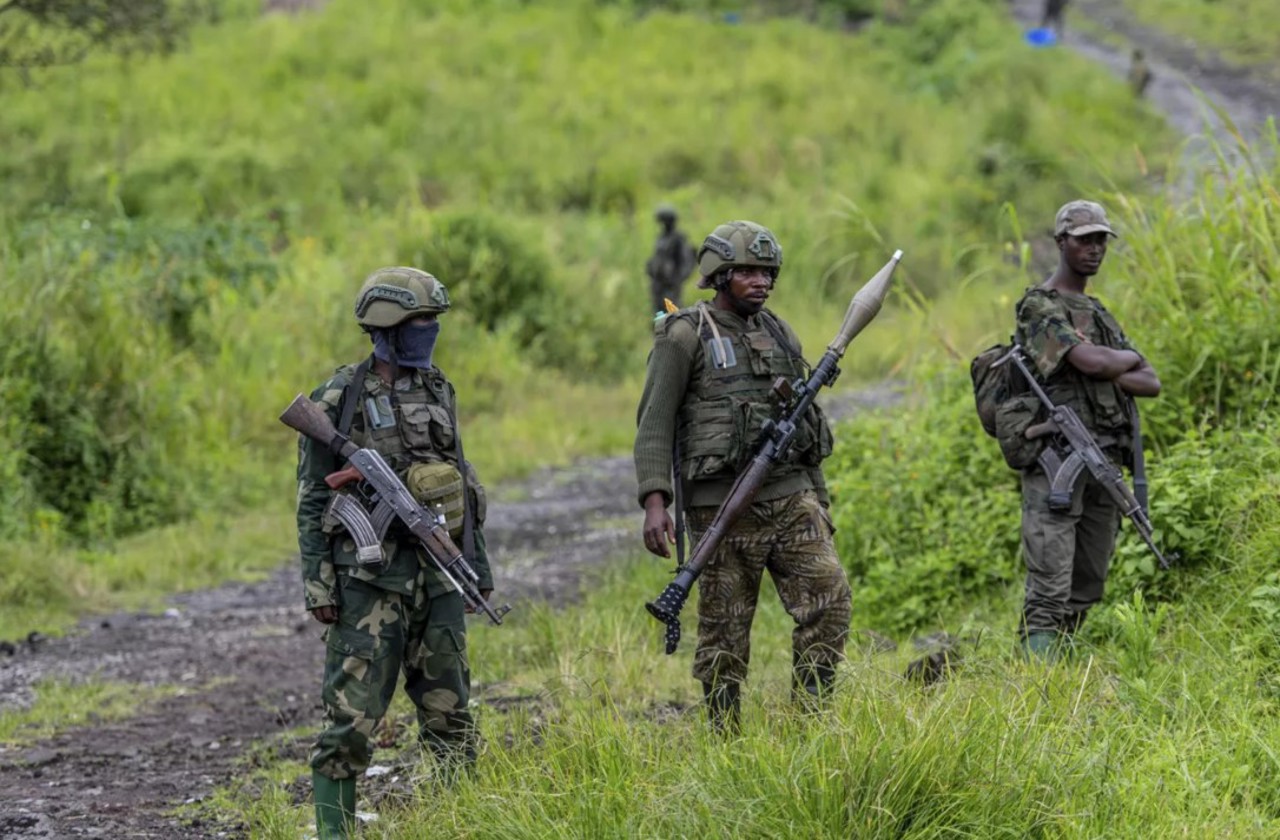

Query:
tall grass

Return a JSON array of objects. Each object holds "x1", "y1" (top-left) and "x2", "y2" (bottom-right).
[
  {"x1": 1121, "y1": 0, "x2": 1280, "y2": 68},
  {"x1": 0, "y1": 0, "x2": 1172, "y2": 631}
]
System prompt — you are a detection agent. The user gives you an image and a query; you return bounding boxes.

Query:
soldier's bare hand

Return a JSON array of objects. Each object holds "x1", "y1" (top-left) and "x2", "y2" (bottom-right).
[
  {"x1": 310, "y1": 605, "x2": 339, "y2": 624},
  {"x1": 465, "y1": 589, "x2": 493, "y2": 614},
  {"x1": 642, "y1": 492, "x2": 675, "y2": 558}
]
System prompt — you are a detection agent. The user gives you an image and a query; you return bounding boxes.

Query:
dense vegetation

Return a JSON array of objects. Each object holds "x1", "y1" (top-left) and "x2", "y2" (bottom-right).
[
  {"x1": 0, "y1": 0, "x2": 1167, "y2": 632},
  {"x1": 1123, "y1": 0, "x2": 1280, "y2": 68},
  {"x1": 4, "y1": 0, "x2": 1279, "y2": 836},
  {"x1": 225, "y1": 128, "x2": 1280, "y2": 839}
]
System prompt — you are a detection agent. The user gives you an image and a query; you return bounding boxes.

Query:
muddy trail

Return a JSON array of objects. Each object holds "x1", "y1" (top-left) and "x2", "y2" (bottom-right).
[
  {"x1": 0, "y1": 387, "x2": 900, "y2": 839},
  {"x1": 3, "y1": 7, "x2": 1279, "y2": 838},
  {"x1": 1011, "y1": 0, "x2": 1278, "y2": 154}
]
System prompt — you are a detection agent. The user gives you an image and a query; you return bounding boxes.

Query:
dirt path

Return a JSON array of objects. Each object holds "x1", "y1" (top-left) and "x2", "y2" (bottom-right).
[
  {"x1": 1010, "y1": 0, "x2": 1279, "y2": 159},
  {"x1": 0, "y1": 385, "x2": 902, "y2": 838},
  {"x1": 3, "y1": 6, "x2": 1278, "y2": 836}
]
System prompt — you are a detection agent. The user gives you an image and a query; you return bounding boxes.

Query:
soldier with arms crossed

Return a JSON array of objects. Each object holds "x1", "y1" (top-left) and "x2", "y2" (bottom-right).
[
  {"x1": 634, "y1": 221, "x2": 852, "y2": 731},
  {"x1": 1015, "y1": 202, "x2": 1161, "y2": 659},
  {"x1": 295, "y1": 267, "x2": 493, "y2": 838}
]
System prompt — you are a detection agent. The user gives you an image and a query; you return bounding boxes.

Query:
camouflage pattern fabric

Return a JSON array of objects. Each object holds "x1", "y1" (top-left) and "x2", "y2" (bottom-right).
[
  {"x1": 310, "y1": 559, "x2": 475, "y2": 780},
  {"x1": 646, "y1": 230, "x2": 695, "y2": 312},
  {"x1": 1016, "y1": 288, "x2": 1138, "y2": 442},
  {"x1": 686, "y1": 489, "x2": 851, "y2": 688},
  {"x1": 296, "y1": 364, "x2": 492, "y2": 611},
  {"x1": 1015, "y1": 285, "x2": 1135, "y2": 639},
  {"x1": 1019, "y1": 468, "x2": 1119, "y2": 635},
  {"x1": 297, "y1": 360, "x2": 489, "y2": 782}
]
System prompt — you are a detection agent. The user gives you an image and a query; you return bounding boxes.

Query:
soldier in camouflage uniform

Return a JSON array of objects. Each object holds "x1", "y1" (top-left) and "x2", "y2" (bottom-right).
[
  {"x1": 634, "y1": 220, "x2": 851, "y2": 730},
  {"x1": 295, "y1": 267, "x2": 493, "y2": 838},
  {"x1": 645, "y1": 204, "x2": 697, "y2": 314},
  {"x1": 1014, "y1": 201, "x2": 1161, "y2": 659}
]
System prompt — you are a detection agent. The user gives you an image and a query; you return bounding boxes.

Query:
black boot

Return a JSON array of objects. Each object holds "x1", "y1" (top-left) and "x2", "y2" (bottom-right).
[
  {"x1": 793, "y1": 655, "x2": 837, "y2": 706},
  {"x1": 421, "y1": 726, "x2": 478, "y2": 786},
  {"x1": 701, "y1": 680, "x2": 741, "y2": 735}
]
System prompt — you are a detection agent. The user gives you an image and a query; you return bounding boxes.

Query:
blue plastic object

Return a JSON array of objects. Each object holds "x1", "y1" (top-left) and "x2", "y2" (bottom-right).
[{"x1": 1024, "y1": 27, "x2": 1058, "y2": 48}]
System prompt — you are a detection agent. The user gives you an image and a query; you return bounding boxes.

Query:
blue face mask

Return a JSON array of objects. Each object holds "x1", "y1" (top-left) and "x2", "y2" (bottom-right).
[{"x1": 371, "y1": 320, "x2": 440, "y2": 369}]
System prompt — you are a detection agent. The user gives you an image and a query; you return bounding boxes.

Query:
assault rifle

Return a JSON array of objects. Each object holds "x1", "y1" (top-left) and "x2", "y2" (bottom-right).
[
  {"x1": 280, "y1": 395, "x2": 512, "y2": 625},
  {"x1": 994, "y1": 346, "x2": 1173, "y2": 570},
  {"x1": 645, "y1": 250, "x2": 903, "y2": 654}
]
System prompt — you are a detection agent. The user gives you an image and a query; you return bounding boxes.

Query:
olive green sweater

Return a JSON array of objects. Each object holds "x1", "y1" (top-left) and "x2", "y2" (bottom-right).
[{"x1": 633, "y1": 305, "x2": 829, "y2": 510}]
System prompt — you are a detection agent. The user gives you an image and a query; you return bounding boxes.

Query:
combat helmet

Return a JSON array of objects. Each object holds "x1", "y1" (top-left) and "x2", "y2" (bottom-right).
[
  {"x1": 654, "y1": 203, "x2": 678, "y2": 223},
  {"x1": 696, "y1": 220, "x2": 782, "y2": 289},
  {"x1": 354, "y1": 266, "x2": 451, "y2": 330}
]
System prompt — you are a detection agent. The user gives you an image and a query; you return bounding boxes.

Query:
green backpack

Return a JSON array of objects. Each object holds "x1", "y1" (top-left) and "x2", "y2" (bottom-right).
[{"x1": 970, "y1": 342, "x2": 1016, "y2": 438}]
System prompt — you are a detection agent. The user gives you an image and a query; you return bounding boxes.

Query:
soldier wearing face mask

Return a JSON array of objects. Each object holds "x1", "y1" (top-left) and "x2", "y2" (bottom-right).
[{"x1": 295, "y1": 267, "x2": 493, "y2": 838}]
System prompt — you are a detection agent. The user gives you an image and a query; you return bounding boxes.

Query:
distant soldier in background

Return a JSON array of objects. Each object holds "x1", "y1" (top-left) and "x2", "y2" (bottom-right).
[
  {"x1": 1128, "y1": 49, "x2": 1153, "y2": 97},
  {"x1": 646, "y1": 204, "x2": 696, "y2": 314},
  {"x1": 1040, "y1": 0, "x2": 1068, "y2": 38}
]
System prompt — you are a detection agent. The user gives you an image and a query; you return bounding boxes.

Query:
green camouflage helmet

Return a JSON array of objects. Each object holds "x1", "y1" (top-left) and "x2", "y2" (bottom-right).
[
  {"x1": 654, "y1": 203, "x2": 678, "y2": 222},
  {"x1": 696, "y1": 220, "x2": 782, "y2": 288},
  {"x1": 354, "y1": 266, "x2": 451, "y2": 329}
]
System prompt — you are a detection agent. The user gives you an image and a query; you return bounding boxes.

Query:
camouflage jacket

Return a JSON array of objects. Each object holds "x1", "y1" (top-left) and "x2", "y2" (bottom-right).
[
  {"x1": 296, "y1": 362, "x2": 491, "y2": 610},
  {"x1": 1015, "y1": 286, "x2": 1141, "y2": 442}
]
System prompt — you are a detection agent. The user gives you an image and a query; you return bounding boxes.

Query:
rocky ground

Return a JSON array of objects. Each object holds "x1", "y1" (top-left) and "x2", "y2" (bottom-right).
[{"x1": 1, "y1": 6, "x2": 1276, "y2": 838}]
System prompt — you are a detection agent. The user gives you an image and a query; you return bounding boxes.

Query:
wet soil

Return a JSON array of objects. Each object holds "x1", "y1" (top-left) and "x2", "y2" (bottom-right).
[
  {"x1": 2, "y1": 7, "x2": 1277, "y2": 837},
  {"x1": 0, "y1": 384, "x2": 902, "y2": 839}
]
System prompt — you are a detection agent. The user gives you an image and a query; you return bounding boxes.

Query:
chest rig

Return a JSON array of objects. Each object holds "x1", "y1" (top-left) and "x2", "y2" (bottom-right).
[
  {"x1": 331, "y1": 358, "x2": 473, "y2": 548},
  {"x1": 675, "y1": 304, "x2": 830, "y2": 484}
]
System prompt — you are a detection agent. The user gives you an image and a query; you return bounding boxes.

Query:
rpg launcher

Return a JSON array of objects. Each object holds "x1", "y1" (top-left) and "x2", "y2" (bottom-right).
[{"x1": 644, "y1": 250, "x2": 903, "y2": 654}]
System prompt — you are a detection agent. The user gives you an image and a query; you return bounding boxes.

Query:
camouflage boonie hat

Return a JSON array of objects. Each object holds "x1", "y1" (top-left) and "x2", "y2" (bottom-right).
[
  {"x1": 1054, "y1": 200, "x2": 1117, "y2": 238},
  {"x1": 696, "y1": 220, "x2": 783, "y2": 289},
  {"x1": 354, "y1": 266, "x2": 451, "y2": 330}
]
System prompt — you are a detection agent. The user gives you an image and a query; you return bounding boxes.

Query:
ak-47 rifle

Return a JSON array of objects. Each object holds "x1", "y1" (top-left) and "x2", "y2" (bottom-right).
[
  {"x1": 280, "y1": 395, "x2": 512, "y2": 625},
  {"x1": 994, "y1": 345, "x2": 1173, "y2": 570},
  {"x1": 644, "y1": 250, "x2": 903, "y2": 654}
]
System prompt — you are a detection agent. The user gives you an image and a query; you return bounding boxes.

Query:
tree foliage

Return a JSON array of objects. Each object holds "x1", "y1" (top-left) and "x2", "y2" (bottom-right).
[{"x1": 0, "y1": 0, "x2": 200, "y2": 76}]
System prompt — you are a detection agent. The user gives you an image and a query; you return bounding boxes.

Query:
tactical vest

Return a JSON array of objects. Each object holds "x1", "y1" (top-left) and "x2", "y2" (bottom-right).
[
  {"x1": 1016, "y1": 289, "x2": 1135, "y2": 444},
  {"x1": 327, "y1": 364, "x2": 471, "y2": 540},
  {"x1": 674, "y1": 305, "x2": 832, "y2": 484}
]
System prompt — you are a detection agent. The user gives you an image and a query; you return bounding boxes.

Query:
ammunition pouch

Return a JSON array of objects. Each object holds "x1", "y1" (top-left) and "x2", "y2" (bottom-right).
[{"x1": 404, "y1": 461, "x2": 465, "y2": 539}]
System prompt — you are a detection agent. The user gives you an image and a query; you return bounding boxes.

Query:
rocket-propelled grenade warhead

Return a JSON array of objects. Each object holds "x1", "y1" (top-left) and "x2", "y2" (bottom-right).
[{"x1": 828, "y1": 249, "x2": 903, "y2": 357}]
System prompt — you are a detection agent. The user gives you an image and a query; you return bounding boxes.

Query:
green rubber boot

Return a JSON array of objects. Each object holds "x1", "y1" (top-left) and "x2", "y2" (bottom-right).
[
  {"x1": 312, "y1": 770, "x2": 356, "y2": 840},
  {"x1": 1022, "y1": 631, "x2": 1060, "y2": 662}
]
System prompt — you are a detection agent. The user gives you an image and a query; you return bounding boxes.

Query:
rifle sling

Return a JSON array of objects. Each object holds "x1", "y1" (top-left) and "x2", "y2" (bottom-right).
[
  {"x1": 337, "y1": 356, "x2": 374, "y2": 438},
  {"x1": 447, "y1": 386, "x2": 477, "y2": 565},
  {"x1": 1129, "y1": 398, "x2": 1149, "y2": 515}
]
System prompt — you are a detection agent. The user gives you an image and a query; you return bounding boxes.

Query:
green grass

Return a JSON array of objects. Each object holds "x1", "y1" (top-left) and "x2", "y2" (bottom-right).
[
  {"x1": 0, "y1": 679, "x2": 176, "y2": 744},
  {"x1": 226, "y1": 549, "x2": 1280, "y2": 837},
  {"x1": 1121, "y1": 0, "x2": 1280, "y2": 68},
  {"x1": 0, "y1": 0, "x2": 1173, "y2": 633}
]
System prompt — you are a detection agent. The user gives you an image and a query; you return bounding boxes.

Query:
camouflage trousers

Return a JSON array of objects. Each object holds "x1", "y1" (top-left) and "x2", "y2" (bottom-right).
[
  {"x1": 1020, "y1": 467, "x2": 1120, "y2": 636},
  {"x1": 687, "y1": 489, "x2": 851, "y2": 689},
  {"x1": 310, "y1": 570, "x2": 474, "y2": 781}
]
